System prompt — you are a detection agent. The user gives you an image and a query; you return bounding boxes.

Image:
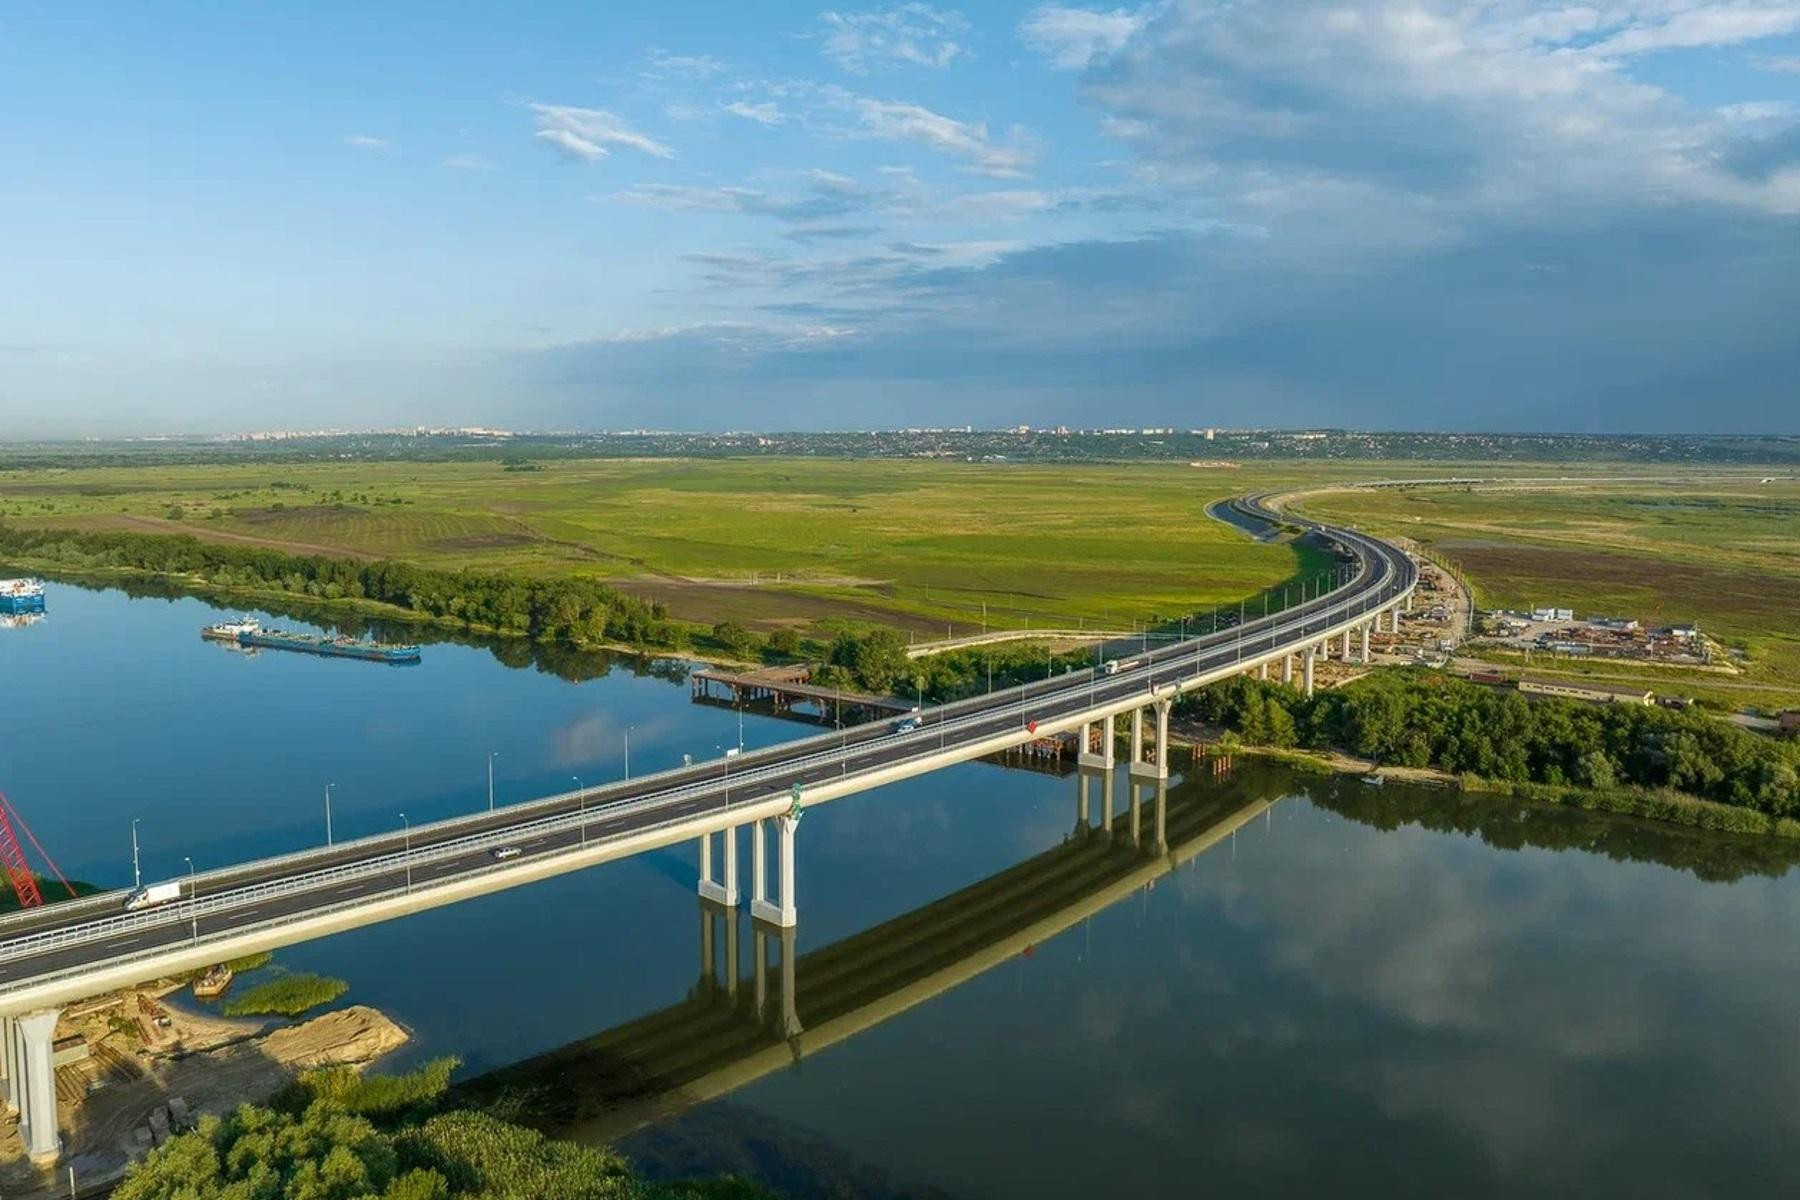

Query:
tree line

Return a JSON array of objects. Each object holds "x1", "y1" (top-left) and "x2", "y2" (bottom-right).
[
  {"x1": 0, "y1": 523, "x2": 684, "y2": 648},
  {"x1": 113, "y1": 1055, "x2": 771, "y2": 1200},
  {"x1": 1181, "y1": 672, "x2": 1800, "y2": 818},
  {"x1": 811, "y1": 627, "x2": 1096, "y2": 700}
]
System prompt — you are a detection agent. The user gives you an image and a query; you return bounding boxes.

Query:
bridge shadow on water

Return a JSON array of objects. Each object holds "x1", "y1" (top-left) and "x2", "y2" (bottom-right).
[{"x1": 455, "y1": 765, "x2": 1287, "y2": 1146}]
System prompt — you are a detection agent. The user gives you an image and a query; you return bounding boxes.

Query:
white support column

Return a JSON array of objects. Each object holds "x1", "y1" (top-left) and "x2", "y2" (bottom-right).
[
  {"x1": 1341, "y1": 628, "x2": 1352, "y2": 659},
  {"x1": 1318, "y1": 636, "x2": 1330, "y2": 662},
  {"x1": 1129, "y1": 699, "x2": 1169, "y2": 781},
  {"x1": 1, "y1": 1014, "x2": 16, "y2": 1115},
  {"x1": 1303, "y1": 647, "x2": 1317, "y2": 698},
  {"x1": 1078, "y1": 717, "x2": 1113, "y2": 770},
  {"x1": 1257, "y1": 660, "x2": 1268, "y2": 680},
  {"x1": 1360, "y1": 623, "x2": 1371, "y2": 663},
  {"x1": 752, "y1": 816, "x2": 798, "y2": 928},
  {"x1": 1282, "y1": 655, "x2": 1294, "y2": 686},
  {"x1": 18, "y1": 1007, "x2": 61, "y2": 1163},
  {"x1": 1128, "y1": 781, "x2": 1143, "y2": 847},
  {"x1": 1129, "y1": 708, "x2": 1145, "y2": 771},
  {"x1": 698, "y1": 827, "x2": 739, "y2": 907}
]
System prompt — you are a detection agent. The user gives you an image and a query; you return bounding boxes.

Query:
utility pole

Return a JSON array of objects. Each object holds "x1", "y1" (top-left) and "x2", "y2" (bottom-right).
[
  {"x1": 130, "y1": 818, "x2": 141, "y2": 890},
  {"x1": 183, "y1": 856, "x2": 198, "y2": 944}
]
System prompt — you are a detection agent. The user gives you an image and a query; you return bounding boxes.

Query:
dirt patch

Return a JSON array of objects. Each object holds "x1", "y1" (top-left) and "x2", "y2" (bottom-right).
[{"x1": 0, "y1": 999, "x2": 406, "y2": 1197}]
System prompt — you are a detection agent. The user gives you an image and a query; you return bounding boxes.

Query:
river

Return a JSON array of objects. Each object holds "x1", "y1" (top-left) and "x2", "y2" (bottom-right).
[{"x1": 4, "y1": 579, "x2": 1800, "y2": 1198}]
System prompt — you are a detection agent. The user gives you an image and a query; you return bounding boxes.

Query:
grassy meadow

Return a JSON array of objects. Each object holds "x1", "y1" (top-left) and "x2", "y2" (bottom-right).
[
  {"x1": 1298, "y1": 477, "x2": 1800, "y2": 706},
  {"x1": 4, "y1": 456, "x2": 1795, "y2": 704},
  {"x1": 0, "y1": 457, "x2": 1339, "y2": 634}
]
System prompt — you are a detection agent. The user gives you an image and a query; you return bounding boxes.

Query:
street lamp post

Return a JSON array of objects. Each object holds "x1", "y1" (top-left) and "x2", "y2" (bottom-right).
[
  {"x1": 325, "y1": 783, "x2": 335, "y2": 846},
  {"x1": 183, "y1": 856, "x2": 198, "y2": 944},
  {"x1": 624, "y1": 726, "x2": 633, "y2": 781},
  {"x1": 400, "y1": 813, "x2": 411, "y2": 893},
  {"x1": 487, "y1": 752, "x2": 498, "y2": 812},
  {"x1": 130, "y1": 818, "x2": 141, "y2": 890}
]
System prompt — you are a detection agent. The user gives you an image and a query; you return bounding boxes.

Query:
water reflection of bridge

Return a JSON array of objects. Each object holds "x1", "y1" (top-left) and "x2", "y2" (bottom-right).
[{"x1": 464, "y1": 771, "x2": 1274, "y2": 1142}]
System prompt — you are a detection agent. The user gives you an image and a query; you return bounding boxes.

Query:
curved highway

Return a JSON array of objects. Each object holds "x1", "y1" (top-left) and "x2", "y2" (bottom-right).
[{"x1": 0, "y1": 494, "x2": 1414, "y2": 1010}]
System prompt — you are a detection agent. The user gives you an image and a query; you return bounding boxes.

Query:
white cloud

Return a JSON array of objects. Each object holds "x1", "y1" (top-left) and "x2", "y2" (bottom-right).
[
  {"x1": 1717, "y1": 100, "x2": 1795, "y2": 122},
  {"x1": 1020, "y1": 5, "x2": 1149, "y2": 69},
  {"x1": 820, "y1": 4, "x2": 971, "y2": 73},
  {"x1": 442, "y1": 153, "x2": 496, "y2": 170},
  {"x1": 344, "y1": 135, "x2": 391, "y2": 150},
  {"x1": 529, "y1": 104, "x2": 674, "y2": 161},
  {"x1": 1586, "y1": 4, "x2": 1800, "y2": 57},
  {"x1": 644, "y1": 50, "x2": 728, "y2": 78},
  {"x1": 1751, "y1": 53, "x2": 1800, "y2": 72},
  {"x1": 724, "y1": 100, "x2": 785, "y2": 125},
  {"x1": 850, "y1": 95, "x2": 1035, "y2": 176},
  {"x1": 1076, "y1": 0, "x2": 1800, "y2": 224}
]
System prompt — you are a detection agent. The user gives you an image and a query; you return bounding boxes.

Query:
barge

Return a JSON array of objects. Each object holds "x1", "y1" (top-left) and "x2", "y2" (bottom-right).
[
  {"x1": 0, "y1": 578, "x2": 46, "y2": 615},
  {"x1": 201, "y1": 616, "x2": 421, "y2": 664}
]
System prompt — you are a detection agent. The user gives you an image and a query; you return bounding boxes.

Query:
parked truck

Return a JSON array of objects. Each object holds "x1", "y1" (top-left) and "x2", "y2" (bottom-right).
[{"x1": 123, "y1": 881, "x2": 183, "y2": 911}]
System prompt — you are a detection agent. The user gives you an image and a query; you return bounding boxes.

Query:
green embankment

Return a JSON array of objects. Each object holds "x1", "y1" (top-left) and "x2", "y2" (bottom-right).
[{"x1": 220, "y1": 972, "x2": 349, "y2": 1018}]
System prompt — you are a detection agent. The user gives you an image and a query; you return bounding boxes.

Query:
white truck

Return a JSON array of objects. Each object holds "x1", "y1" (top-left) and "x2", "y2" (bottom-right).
[{"x1": 123, "y1": 881, "x2": 183, "y2": 911}]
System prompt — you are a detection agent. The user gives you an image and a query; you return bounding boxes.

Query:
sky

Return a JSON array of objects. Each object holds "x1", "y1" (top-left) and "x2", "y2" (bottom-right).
[{"x1": 2, "y1": 1, "x2": 1798, "y2": 436}]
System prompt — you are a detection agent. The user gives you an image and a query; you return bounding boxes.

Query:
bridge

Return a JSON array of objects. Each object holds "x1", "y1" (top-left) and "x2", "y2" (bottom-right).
[
  {"x1": 0, "y1": 494, "x2": 1415, "y2": 1161},
  {"x1": 460, "y1": 770, "x2": 1277, "y2": 1144}
]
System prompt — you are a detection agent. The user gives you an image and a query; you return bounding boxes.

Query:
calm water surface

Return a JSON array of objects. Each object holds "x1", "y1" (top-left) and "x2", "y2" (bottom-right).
[{"x1": 4, "y1": 580, "x2": 1800, "y2": 1199}]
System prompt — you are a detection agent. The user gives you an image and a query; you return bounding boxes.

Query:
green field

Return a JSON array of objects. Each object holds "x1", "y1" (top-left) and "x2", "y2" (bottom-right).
[
  {"x1": 0, "y1": 458, "x2": 1341, "y2": 634},
  {"x1": 4, "y1": 458, "x2": 1796, "y2": 705},
  {"x1": 1298, "y1": 477, "x2": 1800, "y2": 706}
]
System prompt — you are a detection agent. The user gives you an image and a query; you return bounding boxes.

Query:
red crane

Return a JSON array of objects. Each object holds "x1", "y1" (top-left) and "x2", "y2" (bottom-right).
[{"x1": 0, "y1": 791, "x2": 76, "y2": 910}]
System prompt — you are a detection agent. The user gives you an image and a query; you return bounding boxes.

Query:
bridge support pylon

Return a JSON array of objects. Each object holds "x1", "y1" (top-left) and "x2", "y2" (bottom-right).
[
  {"x1": 1257, "y1": 660, "x2": 1268, "y2": 681},
  {"x1": 697, "y1": 825, "x2": 739, "y2": 907},
  {"x1": 1078, "y1": 716, "x2": 1115, "y2": 770},
  {"x1": 1360, "y1": 623, "x2": 1371, "y2": 663},
  {"x1": 10, "y1": 1008, "x2": 62, "y2": 1163},
  {"x1": 1303, "y1": 647, "x2": 1317, "y2": 698},
  {"x1": 1129, "y1": 700, "x2": 1170, "y2": 780},
  {"x1": 1341, "y1": 628, "x2": 1352, "y2": 660},
  {"x1": 1282, "y1": 654, "x2": 1294, "y2": 687},
  {"x1": 750, "y1": 816, "x2": 798, "y2": 928}
]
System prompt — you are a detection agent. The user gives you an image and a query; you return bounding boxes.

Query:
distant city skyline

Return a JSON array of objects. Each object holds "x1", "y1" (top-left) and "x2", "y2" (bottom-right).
[{"x1": 3, "y1": 1, "x2": 1797, "y2": 435}]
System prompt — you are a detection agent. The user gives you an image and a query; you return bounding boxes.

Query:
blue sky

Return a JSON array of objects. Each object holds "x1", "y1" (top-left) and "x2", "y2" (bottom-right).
[{"x1": 2, "y1": 1, "x2": 1797, "y2": 435}]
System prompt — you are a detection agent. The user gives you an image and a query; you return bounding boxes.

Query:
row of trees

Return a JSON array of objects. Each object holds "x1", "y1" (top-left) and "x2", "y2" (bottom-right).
[
  {"x1": 1181, "y1": 672, "x2": 1800, "y2": 817},
  {"x1": 813, "y1": 627, "x2": 1096, "y2": 701},
  {"x1": 115, "y1": 1057, "x2": 772, "y2": 1200},
  {"x1": 0, "y1": 524, "x2": 684, "y2": 648}
]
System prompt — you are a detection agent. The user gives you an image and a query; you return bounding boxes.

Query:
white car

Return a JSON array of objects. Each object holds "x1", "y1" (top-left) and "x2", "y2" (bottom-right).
[{"x1": 490, "y1": 845, "x2": 523, "y2": 861}]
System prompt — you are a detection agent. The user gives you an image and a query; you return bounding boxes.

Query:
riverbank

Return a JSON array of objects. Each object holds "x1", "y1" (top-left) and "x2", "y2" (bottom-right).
[
  {"x1": 1182, "y1": 732, "x2": 1800, "y2": 840},
  {"x1": 0, "y1": 982, "x2": 407, "y2": 1198}
]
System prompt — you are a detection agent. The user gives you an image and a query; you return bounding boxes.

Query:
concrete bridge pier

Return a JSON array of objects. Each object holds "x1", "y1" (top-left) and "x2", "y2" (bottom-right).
[
  {"x1": 697, "y1": 899, "x2": 741, "y2": 1004},
  {"x1": 1, "y1": 1013, "x2": 16, "y2": 1116},
  {"x1": 1128, "y1": 781, "x2": 1143, "y2": 847},
  {"x1": 751, "y1": 816, "x2": 799, "y2": 928},
  {"x1": 1360, "y1": 623, "x2": 1371, "y2": 663},
  {"x1": 1078, "y1": 716, "x2": 1115, "y2": 770},
  {"x1": 697, "y1": 825, "x2": 739, "y2": 907},
  {"x1": 1128, "y1": 701, "x2": 1171, "y2": 780},
  {"x1": 1257, "y1": 661, "x2": 1268, "y2": 681},
  {"x1": 1075, "y1": 774, "x2": 1092, "y2": 836},
  {"x1": 1282, "y1": 655, "x2": 1294, "y2": 686},
  {"x1": 1341, "y1": 628, "x2": 1353, "y2": 660},
  {"x1": 1303, "y1": 647, "x2": 1317, "y2": 698},
  {"x1": 4, "y1": 1008, "x2": 62, "y2": 1163}
]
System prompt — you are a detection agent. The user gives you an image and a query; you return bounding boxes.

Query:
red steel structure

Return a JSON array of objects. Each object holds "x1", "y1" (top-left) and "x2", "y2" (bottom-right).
[{"x1": 0, "y1": 791, "x2": 76, "y2": 910}]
